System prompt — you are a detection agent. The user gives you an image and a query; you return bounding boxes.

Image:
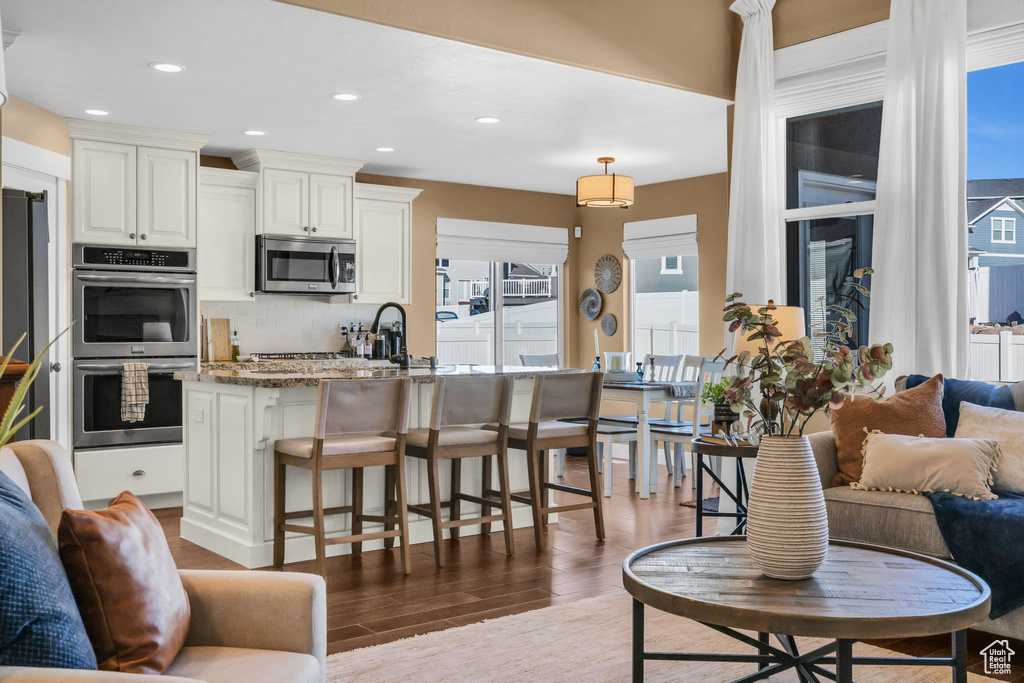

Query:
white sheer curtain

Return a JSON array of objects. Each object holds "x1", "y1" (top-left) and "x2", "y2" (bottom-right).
[
  {"x1": 726, "y1": 0, "x2": 783, "y2": 305},
  {"x1": 869, "y1": 0, "x2": 970, "y2": 379}
]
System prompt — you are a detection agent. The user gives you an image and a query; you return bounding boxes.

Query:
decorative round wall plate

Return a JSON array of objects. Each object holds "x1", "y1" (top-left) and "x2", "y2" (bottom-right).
[
  {"x1": 601, "y1": 313, "x2": 617, "y2": 336},
  {"x1": 579, "y1": 288, "x2": 602, "y2": 320},
  {"x1": 594, "y1": 254, "x2": 622, "y2": 293}
]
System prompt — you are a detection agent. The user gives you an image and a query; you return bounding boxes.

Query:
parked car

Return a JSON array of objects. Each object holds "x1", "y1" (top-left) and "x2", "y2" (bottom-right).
[{"x1": 435, "y1": 311, "x2": 458, "y2": 322}]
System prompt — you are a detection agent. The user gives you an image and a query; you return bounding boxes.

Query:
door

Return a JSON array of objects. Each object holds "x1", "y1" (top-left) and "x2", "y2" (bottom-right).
[
  {"x1": 72, "y1": 139, "x2": 137, "y2": 245},
  {"x1": 263, "y1": 169, "x2": 308, "y2": 235},
  {"x1": 198, "y1": 183, "x2": 255, "y2": 301},
  {"x1": 309, "y1": 173, "x2": 352, "y2": 238},
  {"x1": 353, "y1": 197, "x2": 410, "y2": 304},
  {"x1": 138, "y1": 147, "x2": 196, "y2": 247}
]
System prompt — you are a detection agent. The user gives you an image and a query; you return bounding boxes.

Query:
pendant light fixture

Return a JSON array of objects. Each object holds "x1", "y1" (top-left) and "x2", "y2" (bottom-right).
[{"x1": 576, "y1": 157, "x2": 634, "y2": 208}]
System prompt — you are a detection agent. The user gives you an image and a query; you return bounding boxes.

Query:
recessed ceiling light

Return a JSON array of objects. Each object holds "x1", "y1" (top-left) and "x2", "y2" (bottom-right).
[
  {"x1": 150, "y1": 63, "x2": 184, "y2": 73},
  {"x1": 84, "y1": 109, "x2": 109, "y2": 116},
  {"x1": 376, "y1": 147, "x2": 394, "y2": 152},
  {"x1": 475, "y1": 116, "x2": 501, "y2": 124},
  {"x1": 332, "y1": 93, "x2": 360, "y2": 101},
  {"x1": 244, "y1": 130, "x2": 267, "y2": 136}
]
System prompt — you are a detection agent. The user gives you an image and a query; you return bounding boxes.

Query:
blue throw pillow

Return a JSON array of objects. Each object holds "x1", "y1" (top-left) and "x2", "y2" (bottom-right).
[
  {"x1": 907, "y1": 374, "x2": 1016, "y2": 437},
  {"x1": 0, "y1": 471, "x2": 97, "y2": 669}
]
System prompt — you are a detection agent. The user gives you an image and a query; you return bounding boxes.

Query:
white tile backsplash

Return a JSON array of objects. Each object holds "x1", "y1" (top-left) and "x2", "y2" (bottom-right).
[{"x1": 201, "y1": 297, "x2": 389, "y2": 354}]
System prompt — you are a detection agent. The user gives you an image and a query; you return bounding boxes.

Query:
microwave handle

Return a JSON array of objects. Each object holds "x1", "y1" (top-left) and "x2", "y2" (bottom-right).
[
  {"x1": 76, "y1": 273, "x2": 196, "y2": 285},
  {"x1": 76, "y1": 361, "x2": 197, "y2": 372},
  {"x1": 329, "y1": 246, "x2": 340, "y2": 289}
]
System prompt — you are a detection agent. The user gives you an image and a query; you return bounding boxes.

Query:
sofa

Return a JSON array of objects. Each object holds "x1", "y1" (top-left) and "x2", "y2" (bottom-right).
[
  {"x1": 809, "y1": 427, "x2": 1024, "y2": 641},
  {"x1": 0, "y1": 440, "x2": 327, "y2": 683}
]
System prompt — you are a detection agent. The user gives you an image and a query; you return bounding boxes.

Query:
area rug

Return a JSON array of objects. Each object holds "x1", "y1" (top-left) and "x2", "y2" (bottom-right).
[
  {"x1": 325, "y1": 592, "x2": 997, "y2": 682},
  {"x1": 681, "y1": 496, "x2": 720, "y2": 512}
]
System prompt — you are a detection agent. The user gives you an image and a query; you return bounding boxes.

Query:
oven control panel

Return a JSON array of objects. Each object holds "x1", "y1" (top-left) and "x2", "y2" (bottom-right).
[{"x1": 74, "y1": 244, "x2": 196, "y2": 271}]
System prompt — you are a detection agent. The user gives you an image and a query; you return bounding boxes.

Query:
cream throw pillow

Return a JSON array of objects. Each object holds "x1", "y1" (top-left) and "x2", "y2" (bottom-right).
[
  {"x1": 851, "y1": 432, "x2": 1001, "y2": 501},
  {"x1": 955, "y1": 401, "x2": 1024, "y2": 493}
]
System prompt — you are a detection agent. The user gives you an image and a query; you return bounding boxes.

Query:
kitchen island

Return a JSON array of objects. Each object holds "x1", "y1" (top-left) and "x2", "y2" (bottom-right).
[{"x1": 175, "y1": 362, "x2": 578, "y2": 568}]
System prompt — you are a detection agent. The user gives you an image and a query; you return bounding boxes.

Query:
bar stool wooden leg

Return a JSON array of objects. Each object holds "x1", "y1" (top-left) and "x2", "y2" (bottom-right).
[
  {"x1": 496, "y1": 445, "x2": 515, "y2": 557},
  {"x1": 426, "y1": 455, "x2": 446, "y2": 567},
  {"x1": 273, "y1": 456, "x2": 286, "y2": 568},
  {"x1": 311, "y1": 463, "x2": 327, "y2": 580},
  {"x1": 586, "y1": 435, "x2": 606, "y2": 541},
  {"x1": 539, "y1": 450, "x2": 550, "y2": 526},
  {"x1": 480, "y1": 454, "x2": 493, "y2": 535},
  {"x1": 450, "y1": 458, "x2": 462, "y2": 540},
  {"x1": 383, "y1": 464, "x2": 396, "y2": 549},
  {"x1": 350, "y1": 467, "x2": 364, "y2": 555},
  {"x1": 525, "y1": 445, "x2": 545, "y2": 549},
  {"x1": 395, "y1": 455, "x2": 412, "y2": 574}
]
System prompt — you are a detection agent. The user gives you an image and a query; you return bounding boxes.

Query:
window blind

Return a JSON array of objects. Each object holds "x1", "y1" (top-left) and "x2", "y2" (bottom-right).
[
  {"x1": 435, "y1": 218, "x2": 569, "y2": 264},
  {"x1": 622, "y1": 215, "x2": 698, "y2": 260}
]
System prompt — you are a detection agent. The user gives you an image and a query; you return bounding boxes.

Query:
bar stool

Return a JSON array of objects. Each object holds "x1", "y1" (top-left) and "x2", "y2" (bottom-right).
[
  {"x1": 493, "y1": 372, "x2": 605, "y2": 549},
  {"x1": 405, "y1": 374, "x2": 515, "y2": 568},
  {"x1": 272, "y1": 377, "x2": 412, "y2": 579}
]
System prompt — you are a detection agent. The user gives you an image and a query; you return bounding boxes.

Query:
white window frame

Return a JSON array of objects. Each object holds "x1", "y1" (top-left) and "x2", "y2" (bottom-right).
[
  {"x1": 660, "y1": 255, "x2": 683, "y2": 274},
  {"x1": 992, "y1": 217, "x2": 1017, "y2": 244}
]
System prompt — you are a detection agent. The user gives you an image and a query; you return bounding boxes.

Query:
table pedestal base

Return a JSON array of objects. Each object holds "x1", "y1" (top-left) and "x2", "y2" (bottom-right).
[{"x1": 632, "y1": 599, "x2": 968, "y2": 683}]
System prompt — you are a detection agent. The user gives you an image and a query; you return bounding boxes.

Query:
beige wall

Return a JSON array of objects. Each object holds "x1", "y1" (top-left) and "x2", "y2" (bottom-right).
[
  {"x1": 773, "y1": 0, "x2": 889, "y2": 49},
  {"x1": 1, "y1": 96, "x2": 70, "y2": 156},
  {"x1": 275, "y1": 0, "x2": 741, "y2": 101}
]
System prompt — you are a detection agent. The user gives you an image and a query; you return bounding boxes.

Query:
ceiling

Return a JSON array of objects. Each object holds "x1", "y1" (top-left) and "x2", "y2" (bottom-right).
[{"x1": 1, "y1": 0, "x2": 731, "y2": 194}]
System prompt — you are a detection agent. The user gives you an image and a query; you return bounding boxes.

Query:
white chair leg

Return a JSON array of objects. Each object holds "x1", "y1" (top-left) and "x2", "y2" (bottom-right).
[
  {"x1": 662, "y1": 441, "x2": 673, "y2": 475},
  {"x1": 556, "y1": 448, "x2": 566, "y2": 476},
  {"x1": 648, "y1": 433, "x2": 659, "y2": 493},
  {"x1": 673, "y1": 444, "x2": 685, "y2": 488},
  {"x1": 691, "y1": 450, "x2": 699, "y2": 489},
  {"x1": 602, "y1": 438, "x2": 614, "y2": 497},
  {"x1": 628, "y1": 442, "x2": 637, "y2": 481}
]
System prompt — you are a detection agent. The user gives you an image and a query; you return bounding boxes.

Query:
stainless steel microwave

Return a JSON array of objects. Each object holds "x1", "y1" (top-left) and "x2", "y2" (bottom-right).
[{"x1": 256, "y1": 235, "x2": 356, "y2": 295}]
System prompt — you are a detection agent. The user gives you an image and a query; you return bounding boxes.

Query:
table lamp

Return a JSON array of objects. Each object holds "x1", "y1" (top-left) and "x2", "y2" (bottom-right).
[{"x1": 731, "y1": 302, "x2": 807, "y2": 358}]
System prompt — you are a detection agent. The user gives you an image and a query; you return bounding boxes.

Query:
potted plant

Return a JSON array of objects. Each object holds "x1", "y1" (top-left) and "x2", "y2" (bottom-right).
[
  {"x1": 0, "y1": 332, "x2": 63, "y2": 447},
  {"x1": 700, "y1": 378, "x2": 739, "y2": 425},
  {"x1": 720, "y1": 268, "x2": 893, "y2": 580}
]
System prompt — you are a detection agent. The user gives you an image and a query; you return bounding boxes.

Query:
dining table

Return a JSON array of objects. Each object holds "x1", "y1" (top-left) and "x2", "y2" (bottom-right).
[{"x1": 600, "y1": 379, "x2": 697, "y2": 499}]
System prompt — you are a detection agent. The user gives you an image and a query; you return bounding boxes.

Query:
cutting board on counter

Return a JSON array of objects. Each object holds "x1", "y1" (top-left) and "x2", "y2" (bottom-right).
[{"x1": 208, "y1": 319, "x2": 232, "y2": 361}]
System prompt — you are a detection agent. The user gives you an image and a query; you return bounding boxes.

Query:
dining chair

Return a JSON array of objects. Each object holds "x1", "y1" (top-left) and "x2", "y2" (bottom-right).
[
  {"x1": 404, "y1": 374, "x2": 516, "y2": 567},
  {"x1": 273, "y1": 377, "x2": 413, "y2": 579},
  {"x1": 492, "y1": 372, "x2": 605, "y2": 549},
  {"x1": 520, "y1": 353, "x2": 561, "y2": 366}
]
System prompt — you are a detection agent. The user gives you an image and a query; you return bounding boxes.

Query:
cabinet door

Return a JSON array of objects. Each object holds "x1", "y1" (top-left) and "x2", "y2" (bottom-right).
[
  {"x1": 263, "y1": 169, "x2": 308, "y2": 235},
  {"x1": 138, "y1": 147, "x2": 197, "y2": 247},
  {"x1": 198, "y1": 183, "x2": 256, "y2": 302},
  {"x1": 308, "y1": 173, "x2": 352, "y2": 238},
  {"x1": 353, "y1": 198, "x2": 411, "y2": 304},
  {"x1": 72, "y1": 139, "x2": 137, "y2": 245}
]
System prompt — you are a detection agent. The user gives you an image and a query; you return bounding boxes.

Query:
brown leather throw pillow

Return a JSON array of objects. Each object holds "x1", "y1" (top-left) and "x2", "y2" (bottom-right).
[
  {"x1": 829, "y1": 374, "x2": 947, "y2": 488},
  {"x1": 58, "y1": 491, "x2": 190, "y2": 674}
]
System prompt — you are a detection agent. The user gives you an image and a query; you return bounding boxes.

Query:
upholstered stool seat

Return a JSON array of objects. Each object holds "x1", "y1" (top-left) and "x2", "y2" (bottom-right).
[
  {"x1": 274, "y1": 434, "x2": 396, "y2": 458},
  {"x1": 485, "y1": 421, "x2": 588, "y2": 441},
  {"x1": 405, "y1": 426, "x2": 498, "y2": 448}
]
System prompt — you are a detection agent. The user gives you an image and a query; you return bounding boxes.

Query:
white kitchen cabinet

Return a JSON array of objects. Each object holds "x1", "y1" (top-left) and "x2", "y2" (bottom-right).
[
  {"x1": 71, "y1": 138, "x2": 137, "y2": 245},
  {"x1": 198, "y1": 168, "x2": 258, "y2": 302},
  {"x1": 351, "y1": 184, "x2": 422, "y2": 305},
  {"x1": 68, "y1": 119, "x2": 210, "y2": 248},
  {"x1": 138, "y1": 146, "x2": 196, "y2": 247},
  {"x1": 231, "y1": 150, "x2": 363, "y2": 238}
]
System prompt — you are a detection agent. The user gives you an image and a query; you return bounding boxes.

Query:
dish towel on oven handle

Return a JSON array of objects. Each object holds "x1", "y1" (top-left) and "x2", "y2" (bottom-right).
[{"x1": 121, "y1": 362, "x2": 149, "y2": 423}]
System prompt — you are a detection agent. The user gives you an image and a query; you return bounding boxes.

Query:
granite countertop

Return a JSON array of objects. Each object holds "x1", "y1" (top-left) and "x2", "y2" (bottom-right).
[{"x1": 175, "y1": 362, "x2": 580, "y2": 387}]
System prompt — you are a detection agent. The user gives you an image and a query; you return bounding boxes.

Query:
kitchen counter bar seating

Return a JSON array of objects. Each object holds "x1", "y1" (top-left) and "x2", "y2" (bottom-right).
[
  {"x1": 273, "y1": 377, "x2": 413, "y2": 578},
  {"x1": 405, "y1": 374, "x2": 517, "y2": 568}
]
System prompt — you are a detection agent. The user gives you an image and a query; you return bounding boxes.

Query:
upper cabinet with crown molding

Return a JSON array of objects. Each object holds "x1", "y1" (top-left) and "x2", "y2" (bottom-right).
[
  {"x1": 68, "y1": 119, "x2": 210, "y2": 248},
  {"x1": 231, "y1": 150, "x2": 364, "y2": 240}
]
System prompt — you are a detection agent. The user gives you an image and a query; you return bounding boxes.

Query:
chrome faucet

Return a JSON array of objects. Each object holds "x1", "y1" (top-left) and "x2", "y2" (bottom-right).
[{"x1": 370, "y1": 302, "x2": 409, "y2": 369}]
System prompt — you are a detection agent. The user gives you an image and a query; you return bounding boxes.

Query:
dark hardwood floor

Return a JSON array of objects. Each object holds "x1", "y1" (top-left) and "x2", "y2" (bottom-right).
[{"x1": 160, "y1": 455, "x2": 1024, "y2": 680}]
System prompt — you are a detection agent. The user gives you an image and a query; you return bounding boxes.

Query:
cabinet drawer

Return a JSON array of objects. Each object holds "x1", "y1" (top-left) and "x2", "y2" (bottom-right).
[{"x1": 75, "y1": 444, "x2": 184, "y2": 502}]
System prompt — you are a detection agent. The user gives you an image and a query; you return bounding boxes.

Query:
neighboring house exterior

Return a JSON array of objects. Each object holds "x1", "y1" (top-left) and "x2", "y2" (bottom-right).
[{"x1": 968, "y1": 178, "x2": 1024, "y2": 323}]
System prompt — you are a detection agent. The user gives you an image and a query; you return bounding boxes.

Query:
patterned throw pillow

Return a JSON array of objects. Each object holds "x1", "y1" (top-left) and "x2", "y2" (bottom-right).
[
  {"x1": 956, "y1": 401, "x2": 1024, "y2": 493},
  {"x1": 0, "y1": 472, "x2": 97, "y2": 669}
]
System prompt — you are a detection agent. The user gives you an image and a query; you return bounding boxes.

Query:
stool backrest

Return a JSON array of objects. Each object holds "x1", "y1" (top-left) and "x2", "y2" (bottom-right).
[
  {"x1": 519, "y1": 353, "x2": 560, "y2": 367},
  {"x1": 641, "y1": 354, "x2": 684, "y2": 382},
  {"x1": 314, "y1": 378, "x2": 411, "y2": 439},
  {"x1": 430, "y1": 375, "x2": 513, "y2": 430},
  {"x1": 529, "y1": 372, "x2": 604, "y2": 423}
]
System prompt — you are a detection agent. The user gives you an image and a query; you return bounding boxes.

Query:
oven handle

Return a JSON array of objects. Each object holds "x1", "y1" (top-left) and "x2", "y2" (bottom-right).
[
  {"x1": 76, "y1": 273, "x2": 196, "y2": 285},
  {"x1": 76, "y1": 361, "x2": 197, "y2": 372}
]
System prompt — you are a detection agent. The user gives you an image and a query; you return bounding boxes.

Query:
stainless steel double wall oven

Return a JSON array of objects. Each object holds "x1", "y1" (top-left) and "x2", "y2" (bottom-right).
[{"x1": 72, "y1": 244, "x2": 198, "y2": 449}]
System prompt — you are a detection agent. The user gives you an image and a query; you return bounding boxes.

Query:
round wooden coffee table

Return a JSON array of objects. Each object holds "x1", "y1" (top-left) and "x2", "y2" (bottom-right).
[{"x1": 622, "y1": 536, "x2": 990, "y2": 683}]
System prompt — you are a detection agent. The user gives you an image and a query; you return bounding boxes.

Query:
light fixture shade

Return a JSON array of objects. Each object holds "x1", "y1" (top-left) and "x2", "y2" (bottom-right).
[
  {"x1": 576, "y1": 173, "x2": 634, "y2": 207},
  {"x1": 731, "y1": 305, "x2": 806, "y2": 358}
]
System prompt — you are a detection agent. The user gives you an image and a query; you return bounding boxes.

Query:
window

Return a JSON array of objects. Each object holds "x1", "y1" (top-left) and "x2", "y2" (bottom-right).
[
  {"x1": 992, "y1": 217, "x2": 1017, "y2": 244},
  {"x1": 660, "y1": 256, "x2": 683, "y2": 274},
  {"x1": 435, "y1": 258, "x2": 450, "y2": 268},
  {"x1": 434, "y1": 259, "x2": 561, "y2": 366},
  {"x1": 784, "y1": 102, "x2": 882, "y2": 350}
]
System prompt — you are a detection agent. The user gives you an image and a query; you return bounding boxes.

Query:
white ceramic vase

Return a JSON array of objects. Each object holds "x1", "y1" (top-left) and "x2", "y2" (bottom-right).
[{"x1": 746, "y1": 435, "x2": 829, "y2": 580}]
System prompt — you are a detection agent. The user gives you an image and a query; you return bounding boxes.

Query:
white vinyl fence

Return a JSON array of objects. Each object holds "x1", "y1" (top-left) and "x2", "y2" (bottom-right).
[
  {"x1": 632, "y1": 291, "x2": 700, "y2": 361},
  {"x1": 969, "y1": 331, "x2": 1024, "y2": 383},
  {"x1": 436, "y1": 300, "x2": 558, "y2": 365}
]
